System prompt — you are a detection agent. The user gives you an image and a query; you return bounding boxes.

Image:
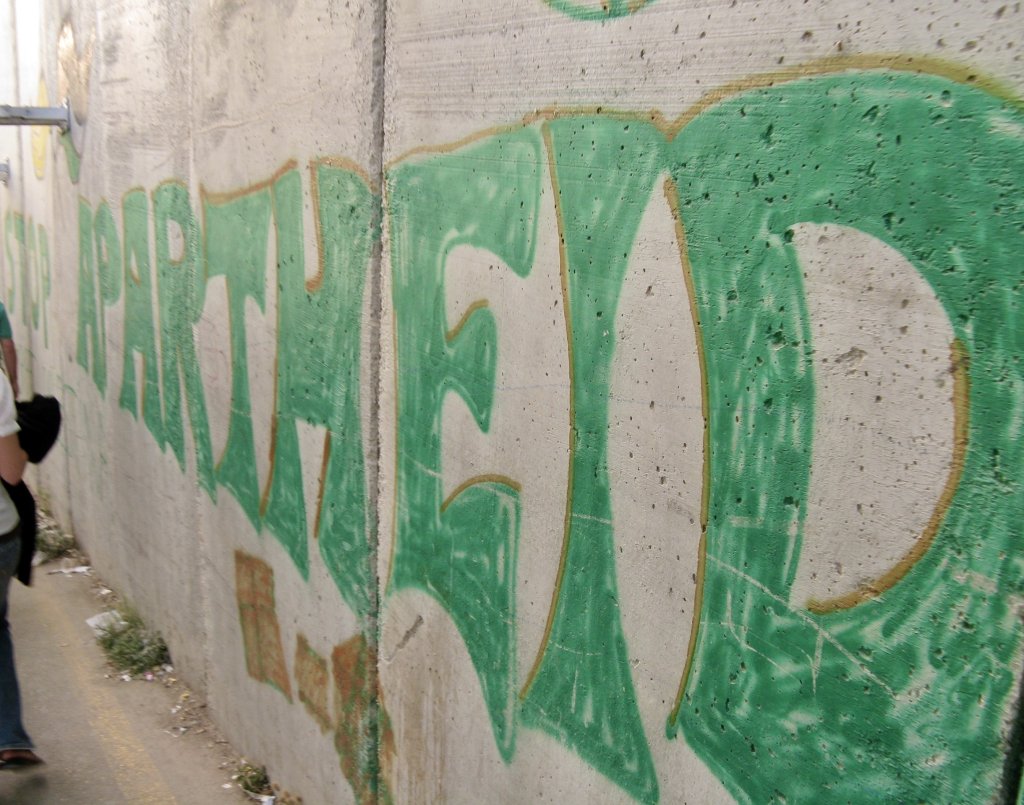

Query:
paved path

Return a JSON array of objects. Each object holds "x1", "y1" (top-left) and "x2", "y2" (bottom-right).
[{"x1": 0, "y1": 562, "x2": 249, "y2": 804}]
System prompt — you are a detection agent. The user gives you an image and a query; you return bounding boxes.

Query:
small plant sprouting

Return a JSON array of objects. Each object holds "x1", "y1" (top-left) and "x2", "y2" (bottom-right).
[
  {"x1": 235, "y1": 761, "x2": 273, "y2": 797},
  {"x1": 35, "y1": 506, "x2": 77, "y2": 561},
  {"x1": 35, "y1": 521, "x2": 76, "y2": 561},
  {"x1": 97, "y1": 608, "x2": 171, "y2": 675}
]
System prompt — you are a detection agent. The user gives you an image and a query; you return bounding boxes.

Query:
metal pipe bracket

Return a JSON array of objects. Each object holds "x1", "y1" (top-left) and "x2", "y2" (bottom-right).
[{"x1": 0, "y1": 101, "x2": 71, "y2": 133}]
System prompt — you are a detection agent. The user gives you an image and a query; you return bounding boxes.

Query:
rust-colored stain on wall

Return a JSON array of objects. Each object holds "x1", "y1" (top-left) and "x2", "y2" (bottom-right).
[
  {"x1": 333, "y1": 634, "x2": 393, "y2": 805},
  {"x1": 235, "y1": 551, "x2": 293, "y2": 700},
  {"x1": 295, "y1": 633, "x2": 331, "y2": 733}
]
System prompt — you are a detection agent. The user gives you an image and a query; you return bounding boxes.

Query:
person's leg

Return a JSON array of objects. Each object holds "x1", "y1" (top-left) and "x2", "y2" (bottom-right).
[{"x1": 0, "y1": 533, "x2": 36, "y2": 756}]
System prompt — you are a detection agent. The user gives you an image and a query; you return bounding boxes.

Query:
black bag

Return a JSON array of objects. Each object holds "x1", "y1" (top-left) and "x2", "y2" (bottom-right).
[{"x1": 16, "y1": 395, "x2": 62, "y2": 463}]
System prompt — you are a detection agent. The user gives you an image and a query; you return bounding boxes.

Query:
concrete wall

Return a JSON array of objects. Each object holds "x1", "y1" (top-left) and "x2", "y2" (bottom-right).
[{"x1": 2, "y1": 0, "x2": 1023, "y2": 802}]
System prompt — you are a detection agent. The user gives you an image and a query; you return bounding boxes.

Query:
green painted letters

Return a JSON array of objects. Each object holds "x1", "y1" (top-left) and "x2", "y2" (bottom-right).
[
  {"x1": 387, "y1": 130, "x2": 543, "y2": 758},
  {"x1": 153, "y1": 182, "x2": 215, "y2": 493},
  {"x1": 58, "y1": 66, "x2": 1024, "y2": 805},
  {"x1": 120, "y1": 189, "x2": 165, "y2": 445},
  {"x1": 76, "y1": 199, "x2": 104, "y2": 390},
  {"x1": 668, "y1": 72, "x2": 1024, "y2": 803},
  {"x1": 518, "y1": 118, "x2": 666, "y2": 804},
  {"x1": 204, "y1": 185, "x2": 271, "y2": 526}
]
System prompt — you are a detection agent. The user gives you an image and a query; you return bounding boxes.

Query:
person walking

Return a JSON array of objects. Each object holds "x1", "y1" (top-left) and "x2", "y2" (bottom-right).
[{"x1": 0, "y1": 370, "x2": 42, "y2": 768}]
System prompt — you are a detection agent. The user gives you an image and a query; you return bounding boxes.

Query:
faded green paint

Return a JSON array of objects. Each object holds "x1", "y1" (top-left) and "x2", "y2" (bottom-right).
[
  {"x1": 204, "y1": 186, "x2": 271, "y2": 527},
  {"x1": 76, "y1": 199, "x2": 104, "y2": 390},
  {"x1": 543, "y1": 0, "x2": 654, "y2": 20},
  {"x1": 78, "y1": 200, "x2": 122, "y2": 393},
  {"x1": 36, "y1": 221, "x2": 50, "y2": 347},
  {"x1": 153, "y1": 182, "x2": 216, "y2": 494},
  {"x1": 60, "y1": 131, "x2": 81, "y2": 184},
  {"x1": 0, "y1": 219, "x2": 57, "y2": 352},
  {"x1": 2, "y1": 210, "x2": 18, "y2": 307},
  {"x1": 95, "y1": 201, "x2": 123, "y2": 309},
  {"x1": 120, "y1": 189, "x2": 165, "y2": 445},
  {"x1": 23, "y1": 221, "x2": 37, "y2": 328},
  {"x1": 518, "y1": 118, "x2": 666, "y2": 804},
  {"x1": 667, "y1": 72, "x2": 1024, "y2": 803},
  {"x1": 5, "y1": 212, "x2": 23, "y2": 317},
  {"x1": 3, "y1": 212, "x2": 53, "y2": 348},
  {"x1": 386, "y1": 129, "x2": 543, "y2": 759}
]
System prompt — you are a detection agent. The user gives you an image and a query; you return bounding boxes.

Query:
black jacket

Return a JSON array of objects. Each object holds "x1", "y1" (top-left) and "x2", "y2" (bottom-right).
[{"x1": 6, "y1": 395, "x2": 61, "y2": 585}]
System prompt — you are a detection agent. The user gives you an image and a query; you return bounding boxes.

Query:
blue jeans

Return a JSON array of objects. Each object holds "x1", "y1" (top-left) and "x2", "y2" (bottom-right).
[{"x1": 0, "y1": 530, "x2": 33, "y2": 751}]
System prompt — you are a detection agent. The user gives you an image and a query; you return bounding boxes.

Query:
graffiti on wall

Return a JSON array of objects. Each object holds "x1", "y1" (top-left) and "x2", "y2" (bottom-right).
[
  {"x1": 542, "y1": 0, "x2": 655, "y2": 20},
  {"x1": 234, "y1": 549, "x2": 388, "y2": 804},
  {"x1": 386, "y1": 65, "x2": 1024, "y2": 803},
  {"x1": 70, "y1": 156, "x2": 384, "y2": 799},
  {"x1": 1, "y1": 210, "x2": 52, "y2": 347},
  {"x1": 61, "y1": 64, "x2": 1024, "y2": 803},
  {"x1": 76, "y1": 159, "x2": 375, "y2": 615}
]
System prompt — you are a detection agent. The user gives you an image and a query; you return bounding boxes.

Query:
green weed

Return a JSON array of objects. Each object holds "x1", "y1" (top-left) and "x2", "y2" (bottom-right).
[
  {"x1": 235, "y1": 762, "x2": 272, "y2": 796},
  {"x1": 34, "y1": 519, "x2": 76, "y2": 561},
  {"x1": 97, "y1": 608, "x2": 171, "y2": 675}
]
